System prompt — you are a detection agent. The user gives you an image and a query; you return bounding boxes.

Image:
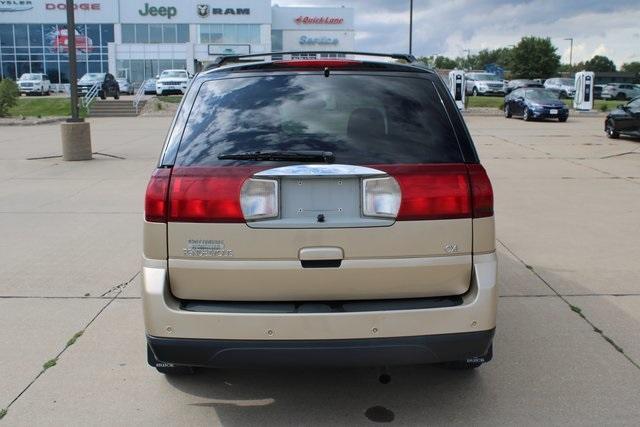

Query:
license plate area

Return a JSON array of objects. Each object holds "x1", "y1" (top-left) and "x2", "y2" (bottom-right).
[
  {"x1": 549, "y1": 109, "x2": 558, "y2": 114},
  {"x1": 248, "y1": 177, "x2": 394, "y2": 229}
]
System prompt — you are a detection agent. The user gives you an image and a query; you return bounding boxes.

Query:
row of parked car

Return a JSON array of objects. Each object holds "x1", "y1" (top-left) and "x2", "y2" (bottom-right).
[
  {"x1": 16, "y1": 69, "x2": 192, "y2": 99},
  {"x1": 465, "y1": 72, "x2": 640, "y2": 101}
]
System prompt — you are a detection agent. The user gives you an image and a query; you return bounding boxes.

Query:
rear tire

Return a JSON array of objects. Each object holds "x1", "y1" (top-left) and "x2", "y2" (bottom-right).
[
  {"x1": 559, "y1": 91, "x2": 567, "y2": 99},
  {"x1": 99, "y1": 91, "x2": 106, "y2": 100},
  {"x1": 147, "y1": 345, "x2": 195, "y2": 375},
  {"x1": 472, "y1": 87, "x2": 479, "y2": 97},
  {"x1": 114, "y1": 90, "x2": 120, "y2": 100},
  {"x1": 504, "y1": 104, "x2": 512, "y2": 118},
  {"x1": 523, "y1": 107, "x2": 531, "y2": 121},
  {"x1": 616, "y1": 93, "x2": 626, "y2": 101}
]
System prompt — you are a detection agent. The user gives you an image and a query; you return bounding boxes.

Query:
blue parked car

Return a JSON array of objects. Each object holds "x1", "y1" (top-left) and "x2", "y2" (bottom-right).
[{"x1": 504, "y1": 88, "x2": 569, "y2": 122}]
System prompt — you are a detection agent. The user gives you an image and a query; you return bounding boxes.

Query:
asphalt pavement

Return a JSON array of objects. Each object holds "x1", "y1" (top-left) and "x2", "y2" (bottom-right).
[{"x1": 0, "y1": 114, "x2": 639, "y2": 426}]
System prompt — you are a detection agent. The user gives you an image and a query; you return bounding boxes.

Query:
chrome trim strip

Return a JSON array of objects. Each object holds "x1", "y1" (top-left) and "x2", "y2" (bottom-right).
[{"x1": 255, "y1": 164, "x2": 387, "y2": 178}]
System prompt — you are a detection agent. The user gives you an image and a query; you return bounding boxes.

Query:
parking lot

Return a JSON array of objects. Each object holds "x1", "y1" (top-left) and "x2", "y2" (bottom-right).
[{"x1": 1, "y1": 114, "x2": 639, "y2": 425}]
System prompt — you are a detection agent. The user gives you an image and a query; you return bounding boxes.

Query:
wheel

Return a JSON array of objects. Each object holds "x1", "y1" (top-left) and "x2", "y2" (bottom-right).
[
  {"x1": 504, "y1": 104, "x2": 512, "y2": 118},
  {"x1": 472, "y1": 87, "x2": 479, "y2": 97},
  {"x1": 444, "y1": 345, "x2": 493, "y2": 370},
  {"x1": 45, "y1": 90, "x2": 50, "y2": 96},
  {"x1": 147, "y1": 345, "x2": 195, "y2": 375},
  {"x1": 616, "y1": 93, "x2": 626, "y2": 101},
  {"x1": 558, "y1": 116, "x2": 567, "y2": 122},
  {"x1": 523, "y1": 107, "x2": 531, "y2": 121},
  {"x1": 99, "y1": 91, "x2": 106, "y2": 100},
  {"x1": 605, "y1": 120, "x2": 619, "y2": 139},
  {"x1": 114, "y1": 90, "x2": 120, "y2": 100}
]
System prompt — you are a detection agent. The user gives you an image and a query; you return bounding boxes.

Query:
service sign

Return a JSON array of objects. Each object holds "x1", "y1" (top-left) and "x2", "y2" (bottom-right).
[
  {"x1": 120, "y1": 0, "x2": 270, "y2": 23},
  {"x1": 0, "y1": 1, "x2": 118, "y2": 23}
]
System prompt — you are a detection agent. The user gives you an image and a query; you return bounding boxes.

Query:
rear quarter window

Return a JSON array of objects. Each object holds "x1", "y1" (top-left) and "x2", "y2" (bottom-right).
[{"x1": 175, "y1": 73, "x2": 464, "y2": 166}]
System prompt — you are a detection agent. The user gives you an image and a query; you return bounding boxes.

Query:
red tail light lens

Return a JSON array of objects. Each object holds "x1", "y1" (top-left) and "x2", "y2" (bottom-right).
[
  {"x1": 144, "y1": 168, "x2": 171, "y2": 223},
  {"x1": 168, "y1": 167, "x2": 264, "y2": 223},
  {"x1": 467, "y1": 164, "x2": 494, "y2": 218},
  {"x1": 376, "y1": 164, "x2": 472, "y2": 221},
  {"x1": 273, "y1": 59, "x2": 362, "y2": 68}
]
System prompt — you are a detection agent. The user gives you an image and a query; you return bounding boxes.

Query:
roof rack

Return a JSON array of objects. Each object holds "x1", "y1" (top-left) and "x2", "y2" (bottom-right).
[{"x1": 205, "y1": 51, "x2": 417, "y2": 70}]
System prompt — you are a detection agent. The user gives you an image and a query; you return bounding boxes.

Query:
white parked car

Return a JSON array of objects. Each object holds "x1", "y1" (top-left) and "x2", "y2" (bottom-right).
[
  {"x1": 17, "y1": 73, "x2": 51, "y2": 96},
  {"x1": 155, "y1": 69, "x2": 190, "y2": 96}
]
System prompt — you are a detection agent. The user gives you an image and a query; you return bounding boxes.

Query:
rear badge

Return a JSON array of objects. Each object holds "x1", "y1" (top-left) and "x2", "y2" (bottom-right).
[
  {"x1": 183, "y1": 239, "x2": 233, "y2": 258},
  {"x1": 443, "y1": 243, "x2": 459, "y2": 254}
]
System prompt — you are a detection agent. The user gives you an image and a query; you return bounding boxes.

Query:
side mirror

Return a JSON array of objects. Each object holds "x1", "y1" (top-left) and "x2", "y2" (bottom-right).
[{"x1": 155, "y1": 75, "x2": 159, "y2": 79}]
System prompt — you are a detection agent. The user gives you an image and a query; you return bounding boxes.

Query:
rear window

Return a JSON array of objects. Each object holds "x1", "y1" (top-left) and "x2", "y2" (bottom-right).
[{"x1": 175, "y1": 74, "x2": 463, "y2": 166}]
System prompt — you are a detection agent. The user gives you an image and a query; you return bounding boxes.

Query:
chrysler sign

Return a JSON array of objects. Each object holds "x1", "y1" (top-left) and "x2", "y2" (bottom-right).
[{"x1": 0, "y1": 1, "x2": 33, "y2": 12}]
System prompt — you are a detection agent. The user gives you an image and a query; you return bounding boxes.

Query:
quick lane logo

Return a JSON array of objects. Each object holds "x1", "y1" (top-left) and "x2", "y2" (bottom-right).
[
  {"x1": 0, "y1": 1, "x2": 33, "y2": 12},
  {"x1": 138, "y1": 3, "x2": 177, "y2": 19}
]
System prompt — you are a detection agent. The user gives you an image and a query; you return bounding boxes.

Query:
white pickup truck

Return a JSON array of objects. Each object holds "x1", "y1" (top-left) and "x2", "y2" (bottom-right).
[{"x1": 18, "y1": 73, "x2": 51, "y2": 96}]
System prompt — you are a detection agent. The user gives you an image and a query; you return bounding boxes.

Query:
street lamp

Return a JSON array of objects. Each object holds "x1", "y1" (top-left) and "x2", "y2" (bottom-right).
[
  {"x1": 409, "y1": 0, "x2": 413, "y2": 55},
  {"x1": 60, "y1": 0, "x2": 92, "y2": 161},
  {"x1": 564, "y1": 38, "x2": 574, "y2": 67}
]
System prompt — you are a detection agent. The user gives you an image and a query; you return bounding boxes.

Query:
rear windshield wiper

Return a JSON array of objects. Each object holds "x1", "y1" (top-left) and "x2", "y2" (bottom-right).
[{"x1": 218, "y1": 150, "x2": 335, "y2": 163}]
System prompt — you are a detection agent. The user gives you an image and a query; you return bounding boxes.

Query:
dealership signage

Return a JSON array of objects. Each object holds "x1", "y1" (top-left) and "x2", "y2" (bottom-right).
[
  {"x1": 294, "y1": 16, "x2": 343, "y2": 25},
  {"x1": 138, "y1": 3, "x2": 177, "y2": 19},
  {"x1": 0, "y1": 1, "x2": 33, "y2": 12},
  {"x1": 46, "y1": 3, "x2": 101, "y2": 11},
  {"x1": 299, "y1": 35, "x2": 337, "y2": 45},
  {"x1": 197, "y1": 5, "x2": 250, "y2": 18}
]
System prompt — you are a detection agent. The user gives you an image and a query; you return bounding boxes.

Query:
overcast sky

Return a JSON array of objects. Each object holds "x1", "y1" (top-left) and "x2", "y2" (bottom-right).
[{"x1": 275, "y1": 0, "x2": 640, "y2": 66}]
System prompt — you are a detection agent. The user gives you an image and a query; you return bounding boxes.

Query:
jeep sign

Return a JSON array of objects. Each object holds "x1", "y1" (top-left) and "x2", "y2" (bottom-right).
[{"x1": 138, "y1": 3, "x2": 177, "y2": 19}]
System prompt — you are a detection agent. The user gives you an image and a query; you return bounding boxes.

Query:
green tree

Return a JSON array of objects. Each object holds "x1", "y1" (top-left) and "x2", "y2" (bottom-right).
[
  {"x1": 469, "y1": 47, "x2": 513, "y2": 70},
  {"x1": 510, "y1": 36, "x2": 560, "y2": 79},
  {"x1": 0, "y1": 79, "x2": 19, "y2": 117},
  {"x1": 621, "y1": 61, "x2": 640, "y2": 74},
  {"x1": 433, "y1": 56, "x2": 459, "y2": 69},
  {"x1": 583, "y1": 55, "x2": 616, "y2": 72}
]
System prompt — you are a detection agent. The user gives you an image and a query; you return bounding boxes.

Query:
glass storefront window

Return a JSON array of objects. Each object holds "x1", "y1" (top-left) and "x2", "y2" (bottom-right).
[
  {"x1": 121, "y1": 24, "x2": 189, "y2": 44},
  {"x1": 0, "y1": 24, "x2": 113, "y2": 83},
  {"x1": 117, "y1": 58, "x2": 187, "y2": 86},
  {"x1": 198, "y1": 24, "x2": 260, "y2": 44}
]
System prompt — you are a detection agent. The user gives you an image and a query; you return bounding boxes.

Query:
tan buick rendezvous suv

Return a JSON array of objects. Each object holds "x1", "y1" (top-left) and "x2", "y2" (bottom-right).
[{"x1": 143, "y1": 52, "x2": 497, "y2": 375}]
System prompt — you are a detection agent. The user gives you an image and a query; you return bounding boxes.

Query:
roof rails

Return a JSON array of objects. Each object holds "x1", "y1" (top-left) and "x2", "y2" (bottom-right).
[{"x1": 205, "y1": 51, "x2": 417, "y2": 70}]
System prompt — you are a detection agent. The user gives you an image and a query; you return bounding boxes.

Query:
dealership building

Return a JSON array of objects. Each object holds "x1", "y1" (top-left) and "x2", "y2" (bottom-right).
[{"x1": 0, "y1": 1, "x2": 354, "y2": 87}]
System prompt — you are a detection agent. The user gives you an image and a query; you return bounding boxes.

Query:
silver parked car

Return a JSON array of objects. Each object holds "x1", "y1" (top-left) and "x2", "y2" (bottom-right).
[
  {"x1": 601, "y1": 83, "x2": 640, "y2": 101},
  {"x1": 465, "y1": 72, "x2": 505, "y2": 96},
  {"x1": 544, "y1": 78, "x2": 576, "y2": 99},
  {"x1": 116, "y1": 78, "x2": 134, "y2": 95}
]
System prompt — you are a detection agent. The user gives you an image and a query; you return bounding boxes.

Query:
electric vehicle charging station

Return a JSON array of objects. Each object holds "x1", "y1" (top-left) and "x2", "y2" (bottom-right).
[
  {"x1": 448, "y1": 70, "x2": 466, "y2": 111},
  {"x1": 574, "y1": 71, "x2": 595, "y2": 111}
]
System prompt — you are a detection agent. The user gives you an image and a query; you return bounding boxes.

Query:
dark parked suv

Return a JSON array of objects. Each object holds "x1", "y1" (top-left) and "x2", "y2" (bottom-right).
[
  {"x1": 77, "y1": 72, "x2": 120, "y2": 99},
  {"x1": 143, "y1": 52, "x2": 496, "y2": 375}
]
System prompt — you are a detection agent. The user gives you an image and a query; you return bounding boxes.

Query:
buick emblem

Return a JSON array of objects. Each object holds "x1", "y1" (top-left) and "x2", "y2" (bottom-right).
[{"x1": 197, "y1": 4, "x2": 209, "y2": 17}]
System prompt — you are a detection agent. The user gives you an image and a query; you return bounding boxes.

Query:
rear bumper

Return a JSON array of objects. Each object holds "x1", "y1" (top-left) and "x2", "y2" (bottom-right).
[
  {"x1": 142, "y1": 251, "x2": 497, "y2": 342},
  {"x1": 147, "y1": 329, "x2": 494, "y2": 368}
]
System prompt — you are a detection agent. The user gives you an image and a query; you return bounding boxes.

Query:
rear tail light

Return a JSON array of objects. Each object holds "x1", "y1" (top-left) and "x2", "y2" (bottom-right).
[
  {"x1": 273, "y1": 59, "x2": 362, "y2": 68},
  {"x1": 168, "y1": 167, "x2": 264, "y2": 223},
  {"x1": 467, "y1": 164, "x2": 494, "y2": 218},
  {"x1": 362, "y1": 177, "x2": 401, "y2": 218},
  {"x1": 144, "y1": 168, "x2": 171, "y2": 222},
  {"x1": 240, "y1": 178, "x2": 279, "y2": 220},
  {"x1": 377, "y1": 164, "x2": 472, "y2": 221}
]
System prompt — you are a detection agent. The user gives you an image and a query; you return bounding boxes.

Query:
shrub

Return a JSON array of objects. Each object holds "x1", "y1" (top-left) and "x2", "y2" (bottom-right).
[
  {"x1": 599, "y1": 103, "x2": 609, "y2": 112},
  {"x1": 0, "y1": 79, "x2": 19, "y2": 117}
]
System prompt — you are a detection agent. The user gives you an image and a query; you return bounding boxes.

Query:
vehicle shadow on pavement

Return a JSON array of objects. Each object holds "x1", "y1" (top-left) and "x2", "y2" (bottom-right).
[{"x1": 165, "y1": 365, "x2": 487, "y2": 424}]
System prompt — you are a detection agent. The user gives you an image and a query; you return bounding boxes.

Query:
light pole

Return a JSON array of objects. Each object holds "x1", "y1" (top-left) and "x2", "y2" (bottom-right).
[
  {"x1": 60, "y1": 0, "x2": 92, "y2": 161},
  {"x1": 409, "y1": 0, "x2": 413, "y2": 55},
  {"x1": 463, "y1": 49, "x2": 471, "y2": 69},
  {"x1": 66, "y1": 0, "x2": 80, "y2": 122},
  {"x1": 564, "y1": 38, "x2": 573, "y2": 67}
]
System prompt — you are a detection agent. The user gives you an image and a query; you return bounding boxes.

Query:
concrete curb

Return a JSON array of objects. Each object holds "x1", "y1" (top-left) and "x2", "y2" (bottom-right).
[{"x1": 0, "y1": 117, "x2": 67, "y2": 126}]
